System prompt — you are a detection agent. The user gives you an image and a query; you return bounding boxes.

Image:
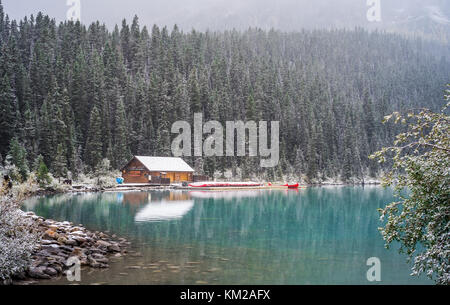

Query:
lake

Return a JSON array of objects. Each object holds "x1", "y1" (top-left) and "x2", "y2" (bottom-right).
[{"x1": 22, "y1": 186, "x2": 431, "y2": 285}]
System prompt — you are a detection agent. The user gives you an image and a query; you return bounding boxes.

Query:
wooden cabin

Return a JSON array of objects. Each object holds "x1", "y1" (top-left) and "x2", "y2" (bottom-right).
[{"x1": 121, "y1": 156, "x2": 195, "y2": 184}]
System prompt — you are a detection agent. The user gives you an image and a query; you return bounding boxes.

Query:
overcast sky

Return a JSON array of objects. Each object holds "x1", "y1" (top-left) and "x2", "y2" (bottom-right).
[{"x1": 2, "y1": 0, "x2": 449, "y2": 32}]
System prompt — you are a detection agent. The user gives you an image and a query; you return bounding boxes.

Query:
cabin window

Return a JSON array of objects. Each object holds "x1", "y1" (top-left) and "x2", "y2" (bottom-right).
[{"x1": 128, "y1": 171, "x2": 141, "y2": 176}]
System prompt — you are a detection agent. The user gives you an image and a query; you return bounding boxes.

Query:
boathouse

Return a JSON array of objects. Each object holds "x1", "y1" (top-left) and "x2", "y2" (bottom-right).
[{"x1": 121, "y1": 156, "x2": 195, "y2": 184}]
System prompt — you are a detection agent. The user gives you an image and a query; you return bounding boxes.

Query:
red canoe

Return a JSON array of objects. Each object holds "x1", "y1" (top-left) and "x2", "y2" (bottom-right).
[{"x1": 284, "y1": 183, "x2": 299, "y2": 189}]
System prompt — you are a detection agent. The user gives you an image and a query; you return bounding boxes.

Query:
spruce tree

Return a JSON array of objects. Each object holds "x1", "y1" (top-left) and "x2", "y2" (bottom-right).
[
  {"x1": 113, "y1": 98, "x2": 131, "y2": 168},
  {"x1": 0, "y1": 75, "x2": 18, "y2": 157},
  {"x1": 85, "y1": 106, "x2": 103, "y2": 170},
  {"x1": 35, "y1": 155, "x2": 51, "y2": 187},
  {"x1": 7, "y1": 137, "x2": 29, "y2": 182},
  {"x1": 53, "y1": 143, "x2": 68, "y2": 179}
]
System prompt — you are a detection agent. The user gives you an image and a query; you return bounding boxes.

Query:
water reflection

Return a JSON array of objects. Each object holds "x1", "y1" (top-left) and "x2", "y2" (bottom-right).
[
  {"x1": 135, "y1": 200, "x2": 195, "y2": 222},
  {"x1": 22, "y1": 186, "x2": 432, "y2": 285},
  {"x1": 188, "y1": 190, "x2": 262, "y2": 200}
]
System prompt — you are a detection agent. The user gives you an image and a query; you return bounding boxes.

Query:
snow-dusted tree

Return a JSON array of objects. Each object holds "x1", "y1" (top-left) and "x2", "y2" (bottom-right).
[
  {"x1": 370, "y1": 88, "x2": 450, "y2": 285},
  {"x1": 7, "y1": 137, "x2": 29, "y2": 182},
  {"x1": 35, "y1": 155, "x2": 51, "y2": 188},
  {"x1": 93, "y1": 158, "x2": 117, "y2": 189},
  {"x1": 0, "y1": 193, "x2": 40, "y2": 282}
]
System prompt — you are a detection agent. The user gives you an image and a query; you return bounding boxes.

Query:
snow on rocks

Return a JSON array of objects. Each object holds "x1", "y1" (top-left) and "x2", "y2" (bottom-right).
[{"x1": 15, "y1": 211, "x2": 130, "y2": 283}]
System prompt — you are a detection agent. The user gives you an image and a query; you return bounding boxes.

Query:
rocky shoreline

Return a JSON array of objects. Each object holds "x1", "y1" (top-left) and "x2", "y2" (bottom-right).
[{"x1": 12, "y1": 211, "x2": 130, "y2": 285}]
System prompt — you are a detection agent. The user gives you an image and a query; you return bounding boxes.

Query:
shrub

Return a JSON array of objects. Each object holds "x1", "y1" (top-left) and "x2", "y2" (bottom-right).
[{"x1": 0, "y1": 193, "x2": 40, "y2": 282}]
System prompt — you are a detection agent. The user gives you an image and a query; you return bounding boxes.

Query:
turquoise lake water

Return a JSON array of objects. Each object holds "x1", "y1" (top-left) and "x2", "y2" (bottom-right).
[{"x1": 23, "y1": 186, "x2": 431, "y2": 285}]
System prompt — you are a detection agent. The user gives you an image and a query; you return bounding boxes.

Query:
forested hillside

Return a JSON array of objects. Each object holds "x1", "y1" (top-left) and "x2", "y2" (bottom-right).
[{"x1": 0, "y1": 2, "x2": 449, "y2": 182}]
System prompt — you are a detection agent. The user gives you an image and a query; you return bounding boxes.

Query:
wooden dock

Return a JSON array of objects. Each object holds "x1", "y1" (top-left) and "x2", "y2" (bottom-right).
[
  {"x1": 176, "y1": 186, "x2": 306, "y2": 191},
  {"x1": 117, "y1": 183, "x2": 163, "y2": 188}
]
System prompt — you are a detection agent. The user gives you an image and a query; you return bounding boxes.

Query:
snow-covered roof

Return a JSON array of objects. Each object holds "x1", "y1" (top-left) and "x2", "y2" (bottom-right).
[{"x1": 134, "y1": 156, "x2": 195, "y2": 173}]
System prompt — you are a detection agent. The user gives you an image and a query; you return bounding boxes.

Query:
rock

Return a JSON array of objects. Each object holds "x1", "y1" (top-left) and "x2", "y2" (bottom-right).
[
  {"x1": 28, "y1": 267, "x2": 51, "y2": 279},
  {"x1": 71, "y1": 236, "x2": 87, "y2": 244},
  {"x1": 41, "y1": 239, "x2": 58, "y2": 245},
  {"x1": 70, "y1": 227, "x2": 83, "y2": 233},
  {"x1": 58, "y1": 245, "x2": 75, "y2": 253},
  {"x1": 44, "y1": 267, "x2": 58, "y2": 276},
  {"x1": 48, "y1": 225, "x2": 59, "y2": 232},
  {"x1": 25, "y1": 212, "x2": 129, "y2": 283},
  {"x1": 43, "y1": 230, "x2": 59, "y2": 240},
  {"x1": 12, "y1": 271, "x2": 28, "y2": 280},
  {"x1": 107, "y1": 243, "x2": 121, "y2": 253},
  {"x1": 64, "y1": 239, "x2": 78, "y2": 246},
  {"x1": 91, "y1": 254, "x2": 109, "y2": 264},
  {"x1": 41, "y1": 244, "x2": 61, "y2": 255},
  {"x1": 71, "y1": 247, "x2": 85, "y2": 258},
  {"x1": 90, "y1": 248, "x2": 107, "y2": 255},
  {"x1": 70, "y1": 231, "x2": 86, "y2": 237},
  {"x1": 96, "y1": 240, "x2": 111, "y2": 248},
  {"x1": 88, "y1": 258, "x2": 100, "y2": 268},
  {"x1": 57, "y1": 236, "x2": 68, "y2": 245},
  {"x1": 51, "y1": 264, "x2": 63, "y2": 273},
  {"x1": 98, "y1": 232, "x2": 109, "y2": 239},
  {"x1": 44, "y1": 220, "x2": 55, "y2": 226}
]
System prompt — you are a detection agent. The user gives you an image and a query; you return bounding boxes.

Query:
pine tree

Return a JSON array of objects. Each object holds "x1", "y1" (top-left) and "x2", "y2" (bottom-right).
[
  {"x1": 7, "y1": 137, "x2": 29, "y2": 182},
  {"x1": 0, "y1": 75, "x2": 18, "y2": 157},
  {"x1": 38, "y1": 95, "x2": 53, "y2": 166},
  {"x1": 85, "y1": 106, "x2": 103, "y2": 170},
  {"x1": 53, "y1": 144, "x2": 68, "y2": 179},
  {"x1": 35, "y1": 155, "x2": 51, "y2": 187},
  {"x1": 113, "y1": 97, "x2": 131, "y2": 168}
]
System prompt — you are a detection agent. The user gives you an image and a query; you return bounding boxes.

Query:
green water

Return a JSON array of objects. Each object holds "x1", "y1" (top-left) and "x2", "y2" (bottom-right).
[{"x1": 23, "y1": 186, "x2": 431, "y2": 285}]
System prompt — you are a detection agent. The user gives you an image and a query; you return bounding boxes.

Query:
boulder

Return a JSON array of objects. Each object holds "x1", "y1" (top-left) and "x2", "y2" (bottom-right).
[
  {"x1": 41, "y1": 239, "x2": 58, "y2": 245},
  {"x1": 70, "y1": 231, "x2": 86, "y2": 237},
  {"x1": 57, "y1": 236, "x2": 68, "y2": 245},
  {"x1": 65, "y1": 239, "x2": 78, "y2": 246},
  {"x1": 107, "y1": 243, "x2": 121, "y2": 253},
  {"x1": 71, "y1": 236, "x2": 87, "y2": 244},
  {"x1": 44, "y1": 267, "x2": 58, "y2": 276},
  {"x1": 48, "y1": 225, "x2": 59, "y2": 232},
  {"x1": 96, "y1": 240, "x2": 111, "y2": 248},
  {"x1": 58, "y1": 245, "x2": 75, "y2": 253},
  {"x1": 43, "y1": 230, "x2": 59, "y2": 240},
  {"x1": 41, "y1": 244, "x2": 61, "y2": 255},
  {"x1": 28, "y1": 267, "x2": 51, "y2": 279}
]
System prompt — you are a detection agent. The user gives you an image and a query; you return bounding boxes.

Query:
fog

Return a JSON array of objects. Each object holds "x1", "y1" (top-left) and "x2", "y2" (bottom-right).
[{"x1": 2, "y1": 0, "x2": 449, "y2": 33}]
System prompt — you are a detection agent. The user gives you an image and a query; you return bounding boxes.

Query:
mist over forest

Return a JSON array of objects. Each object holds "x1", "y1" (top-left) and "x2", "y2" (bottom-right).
[{"x1": 3, "y1": 0, "x2": 450, "y2": 40}]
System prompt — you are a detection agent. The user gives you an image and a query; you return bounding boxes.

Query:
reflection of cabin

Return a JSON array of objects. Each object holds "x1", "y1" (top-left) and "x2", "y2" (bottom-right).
[
  {"x1": 121, "y1": 156, "x2": 195, "y2": 184},
  {"x1": 123, "y1": 192, "x2": 151, "y2": 205}
]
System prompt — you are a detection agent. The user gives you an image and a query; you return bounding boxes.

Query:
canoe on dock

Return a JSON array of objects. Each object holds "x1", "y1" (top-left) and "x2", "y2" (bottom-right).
[
  {"x1": 268, "y1": 183, "x2": 300, "y2": 189},
  {"x1": 188, "y1": 182, "x2": 264, "y2": 188},
  {"x1": 285, "y1": 183, "x2": 299, "y2": 189}
]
